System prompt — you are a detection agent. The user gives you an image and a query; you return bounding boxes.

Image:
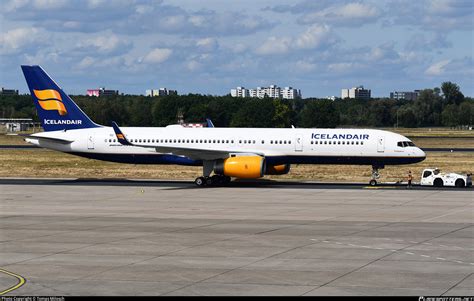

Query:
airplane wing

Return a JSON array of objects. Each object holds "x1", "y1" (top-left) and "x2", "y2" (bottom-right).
[{"x1": 111, "y1": 121, "x2": 262, "y2": 160}]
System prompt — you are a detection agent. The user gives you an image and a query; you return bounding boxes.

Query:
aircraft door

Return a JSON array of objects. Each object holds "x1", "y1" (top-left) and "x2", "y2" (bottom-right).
[
  {"x1": 295, "y1": 134, "x2": 303, "y2": 152},
  {"x1": 87, "y1": 133, "x2": 95, "y2": 150},
  {"x1": 377, "y1": 136, "x2": 385, "y2": 152}
]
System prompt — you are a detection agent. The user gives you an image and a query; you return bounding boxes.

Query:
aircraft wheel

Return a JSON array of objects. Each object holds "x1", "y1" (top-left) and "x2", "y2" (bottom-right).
[
  {"x1": 369, "y1": 179, "x2": 377, "y2": 186},
  {"x1": 211, "y1": 175, "x2": 222, "y2": 186},
  {"x1": 195, "y1": 177, "x2": 206, "y2": 187},
  {"x1": 222, "y1": 176, "x2": 231, "y2": 184},
  {"x1": 205, "y1": 176, "x2": 214, "y2": 186}
]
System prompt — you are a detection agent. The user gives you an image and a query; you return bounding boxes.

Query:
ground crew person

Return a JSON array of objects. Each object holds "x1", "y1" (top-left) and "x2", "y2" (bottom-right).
[{"x1": 407, "y1": 170, "x2": 413, "y2": 188}]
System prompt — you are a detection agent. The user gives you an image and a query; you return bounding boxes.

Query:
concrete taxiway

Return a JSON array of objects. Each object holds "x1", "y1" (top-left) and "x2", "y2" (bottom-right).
[{"x1": 0, "y1": 179, "x2": 473, "y2": 296}]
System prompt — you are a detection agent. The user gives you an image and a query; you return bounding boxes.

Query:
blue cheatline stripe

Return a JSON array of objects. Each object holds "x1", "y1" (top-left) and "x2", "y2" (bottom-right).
[{"x1": 68, "y1": 152, "x2": 425, "y2": 166}]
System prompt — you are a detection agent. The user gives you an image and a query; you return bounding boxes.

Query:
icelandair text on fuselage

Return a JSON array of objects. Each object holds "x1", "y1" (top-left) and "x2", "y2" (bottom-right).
[
  {"x1": 44, "y1": 119, "x2": 82, "y2": 125},
  {"x1": 311, "y1": 133, "x2": 369, "y2": 140}
]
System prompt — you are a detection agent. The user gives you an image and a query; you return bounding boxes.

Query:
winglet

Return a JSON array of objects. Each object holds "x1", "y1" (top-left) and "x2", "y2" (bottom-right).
[
  {"x1": 206, "y1": 118, "x2": 215, "y2": 128},
  {"x1": 111, "y1": 121, "x2": 133, "y2": 146}
]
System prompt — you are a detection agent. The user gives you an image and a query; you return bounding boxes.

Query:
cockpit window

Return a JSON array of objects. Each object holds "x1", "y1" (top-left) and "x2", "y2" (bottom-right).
[{"x1": 397, "y1": 141, "x2": 416, "y2": 147}]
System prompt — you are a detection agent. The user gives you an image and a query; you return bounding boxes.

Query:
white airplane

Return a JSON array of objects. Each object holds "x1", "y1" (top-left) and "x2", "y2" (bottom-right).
[{"x1": 21, "y1": 65, "x2": 426, "y2": 186}]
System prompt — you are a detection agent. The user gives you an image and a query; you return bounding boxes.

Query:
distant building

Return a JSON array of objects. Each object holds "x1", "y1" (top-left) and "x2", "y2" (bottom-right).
[
  {"x1": 86, "y1": 89, "x2": 100, "y2": 97},
  {"x1": 231, "y1": 85, "x2": 301, "y2": 99},
  {"x1": 230, "y1": 86, "x2": 249, "y2": 98},
  {"x1": 0, "y1": 88, "x2": 19, "y2": 96},
  {"x1": 281, "y1": 87, "x2": 302, "y2": 99},
  {"x1": 146, "y1": 88, "x2": 177, "y2": 97},
  {"x1": 326, "y1": 96, "x2": 338, "y2": 101},
  {"x1": 87, "y1": 87, "x2": 119, "y2": 97},
  {"x1": 341, "y1": 86, "x2": 371, "y2": 100},
  {"x1": 390, "y1": 90, "x2": 420, "y2": 101},
  {"x1": 0, "y1": 118, "x2": 40, "y2": 132}
]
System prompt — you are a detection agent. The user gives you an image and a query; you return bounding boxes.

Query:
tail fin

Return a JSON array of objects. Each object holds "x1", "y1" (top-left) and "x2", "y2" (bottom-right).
[{"x1": 21, "y1": 65, "x2": 100, "y2": 131}]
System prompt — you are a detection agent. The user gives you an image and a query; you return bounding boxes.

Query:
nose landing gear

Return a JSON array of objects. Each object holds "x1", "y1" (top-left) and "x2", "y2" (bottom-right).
[{"x1": 369, "y1": 165, "x2": 384, "y2": 186}]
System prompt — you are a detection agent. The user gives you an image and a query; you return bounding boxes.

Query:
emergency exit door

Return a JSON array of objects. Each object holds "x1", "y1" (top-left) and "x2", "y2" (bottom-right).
[
  {"x1": 295, "y1": 134, "x2": 303, "y2": 152},
  {"x1": 87, "y1": 134, "x2": 95, "y2": 149},
  {"x1": 377, "y1": 136, "x2": 385, "y2": 152}
]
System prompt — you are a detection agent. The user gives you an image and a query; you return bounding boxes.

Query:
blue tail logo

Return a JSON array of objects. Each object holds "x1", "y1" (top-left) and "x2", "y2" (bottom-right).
[{"x1": 21, "y1": 65, "x2": 100, "y2": 132}]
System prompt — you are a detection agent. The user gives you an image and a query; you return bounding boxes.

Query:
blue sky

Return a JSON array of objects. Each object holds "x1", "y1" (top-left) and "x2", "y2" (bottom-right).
[{"x1": 0, "y1": 0, "x2": 472, "y2": 97}]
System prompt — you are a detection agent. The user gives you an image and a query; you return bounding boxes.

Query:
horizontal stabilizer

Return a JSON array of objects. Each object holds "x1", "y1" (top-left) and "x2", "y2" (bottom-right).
[{"x1": 21, "y1": 134, "x2": 74, "y2": 144}]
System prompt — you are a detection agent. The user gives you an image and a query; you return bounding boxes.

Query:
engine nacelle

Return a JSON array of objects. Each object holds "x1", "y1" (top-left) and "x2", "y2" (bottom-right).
[
  {"x1": 214, "y1": 156, "x2": 265, "y2": 179},
  {"x1": 265, "y1": 164, "x2": 291, "y2": 175}
]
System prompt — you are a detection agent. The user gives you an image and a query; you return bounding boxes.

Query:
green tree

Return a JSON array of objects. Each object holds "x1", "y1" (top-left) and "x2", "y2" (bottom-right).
[
  {"x1": 397, "y1": 105, "x2": 417, "y2": 127},
  {"x1": 300, "y1": 99, "x2": 339, "y2": 128},
  {"x1": 271, "y1": 99, "x2": 291, "y2": 128},
  {"x1": 413, "y1": 89, "x2": 443, "y2": 126},
  {"x1": 441, "y1": 81, "x2": 464, "y2": 105},
  {"x1": 230, "y1": 98, "x2": 275, "y2": 127},
  {"x1": 458, "y1": 101, "x2": 473, "y2": 126},
  {"x1": 441, "y1": 104, "x2": 459, "y2": 127}
]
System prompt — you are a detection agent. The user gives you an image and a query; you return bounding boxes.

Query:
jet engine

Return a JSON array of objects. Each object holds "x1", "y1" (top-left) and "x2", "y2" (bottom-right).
[
  {"x1": 214, "y1": 156, "x2": 265, "y2": 179},
  {"x1": 265, "y1": 163, "x2": 291, "y2": 175}
]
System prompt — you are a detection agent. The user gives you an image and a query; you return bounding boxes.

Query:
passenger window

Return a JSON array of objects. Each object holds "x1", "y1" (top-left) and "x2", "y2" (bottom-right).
[
  {"x1": 311, "y1": 141, "x2": 314, "y2": 144},
  {"x1": 324, "y1": 141, "x2": 327, "y2": 145},
  {"x1": 355, "y1": 141, "x2": 359, "y2": 145},
  {"x1": 361, "y1": 141, "x2": 364, "y2": 145}
]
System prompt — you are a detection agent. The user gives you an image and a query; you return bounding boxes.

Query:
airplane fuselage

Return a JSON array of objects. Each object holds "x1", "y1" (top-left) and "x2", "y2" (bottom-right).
[{"x1": 26, "y1": 125, "x2": 426, "y2": 167}]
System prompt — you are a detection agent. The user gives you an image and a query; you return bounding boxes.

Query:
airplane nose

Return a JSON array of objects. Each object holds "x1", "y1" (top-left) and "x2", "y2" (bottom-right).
[{"x1": 418, "y1": 148, "x2": 426, "y2": 159}]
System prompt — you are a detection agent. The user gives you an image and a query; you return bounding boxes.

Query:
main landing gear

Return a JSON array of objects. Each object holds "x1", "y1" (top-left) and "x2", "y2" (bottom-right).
[
  {"x1": 194, "y1": 160, "x2": 231, "y2": 187},
  {"x1": 369, "y1": 165, "x2": 384, "y2": 186},
  {"x1": 194, "y1": 175, "x2": 231, "y2": 187}
]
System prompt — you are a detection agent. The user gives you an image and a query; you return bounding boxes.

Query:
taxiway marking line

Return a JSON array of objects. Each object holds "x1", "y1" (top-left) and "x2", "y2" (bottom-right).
[{"x1": 0, "y1": 268, "x2": 26, "y2": 295}]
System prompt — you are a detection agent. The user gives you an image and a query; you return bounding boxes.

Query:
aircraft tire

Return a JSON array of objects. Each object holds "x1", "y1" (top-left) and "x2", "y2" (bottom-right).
[{"x1": 195, "y1": 177, "x2": 206, "y2": 187}]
